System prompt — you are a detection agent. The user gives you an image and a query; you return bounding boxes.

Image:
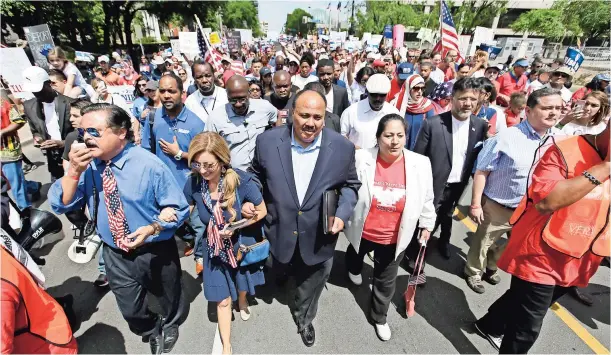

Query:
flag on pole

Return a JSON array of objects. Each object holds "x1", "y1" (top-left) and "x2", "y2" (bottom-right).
[
  {"x1": 327, "y1": 2, "x2": 331, "y2": 9},
  {"x1": 432, "y1": 1, "x2": 463, "y2": 63},
  {"x1": 337, "y1": 2, "x2": 342, "y2": 10},
  {"x1": 195, "y1": 16, "x2": 224, "y2": 74}
]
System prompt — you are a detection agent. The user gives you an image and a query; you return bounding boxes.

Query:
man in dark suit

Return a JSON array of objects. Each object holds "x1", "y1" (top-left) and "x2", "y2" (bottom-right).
[
  {"x1": 22, "y1": 67, "x2": 74, "y2": 182},
  {"x1": 413, "y1": 77, "x2": 488, "y2": 259},
  {"x1": 247, "y1": 90, "x2": 360, "y2": 347},
  {"x1": 283, "y1": 82, "x2": 341, "y2": 133},
  {"x1": 317, "y1": 59, "x2": 350, "y2": 117}
]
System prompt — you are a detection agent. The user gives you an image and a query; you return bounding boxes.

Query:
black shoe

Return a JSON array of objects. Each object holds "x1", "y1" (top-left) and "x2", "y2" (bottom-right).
[
  {"x1": 162, "y1": 325, "x2": 179, "y2": 353},
  {"x1": 437, "y1": 241, "x2": 450, "y2": 260},
  {"x1": 570, "y1": 287, "x2": 593, "y2": 307},
  {"x1": 93, "y1": 273, "x2": 109, "y2": 288},
  {"x1": 30, "y1": 182, "x2": 42, "y2": 202},
  {"x1": 149, "y1": 330, "x2": 163, "y2": 355},
  {"x1": 473, "y1": 320, "x2": 502, "y2": 351},
  {"x1": 299, "y1": 323, "x2": 315, "y2": 347},
  {"x1": 482, "y1": 268, "x2": 501, "y2": 285}
]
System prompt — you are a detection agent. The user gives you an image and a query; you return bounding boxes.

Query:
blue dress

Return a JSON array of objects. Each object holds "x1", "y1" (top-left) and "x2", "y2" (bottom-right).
[
  {"x1": 183, "y1": 169, "x2": 266, "y2": 302},
  {"x1": 405, "y1": 106, "x2": 436, "y2": 150}
]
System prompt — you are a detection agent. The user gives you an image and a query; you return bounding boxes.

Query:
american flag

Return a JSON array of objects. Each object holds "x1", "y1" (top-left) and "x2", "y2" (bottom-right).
[
  {"x1": 206, "y1": 196, "x2": 238, "y2": 268},
  {"x1": 197, "y1": 27, "x2": 224, "y2": 74},
  {"x1": 102, "y1": 166, "x2": 130, "y2": 252},
  {"x1": 231, "y1": 60, "x2": 245, "y2": 76},
  {"x1": 432, "y1": 1, "x2": 463, "y2": 63}
]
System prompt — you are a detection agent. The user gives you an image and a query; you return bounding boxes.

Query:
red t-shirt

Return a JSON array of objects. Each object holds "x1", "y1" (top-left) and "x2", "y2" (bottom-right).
[
  {"x1": 498, "y1": 146, "x2": 604, "y2": 287},
  {"x1": 503, "y1": 108, "x2": 521, "y2": 128},
  {"x1": 496, "y1": 72, "x2": 527, "y2": 105},
  {"x1": 362, "y1": 156, "x2": 406, "y2": 245}
]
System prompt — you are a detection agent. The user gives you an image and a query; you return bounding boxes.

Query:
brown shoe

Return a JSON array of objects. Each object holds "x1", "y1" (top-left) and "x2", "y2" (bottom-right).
[
  {"x1": 195, "y1": 258, "x2": 204, "y2": 275},
  {"x1": 184, "y1": 242, "x2": 194, "y2": 257}
]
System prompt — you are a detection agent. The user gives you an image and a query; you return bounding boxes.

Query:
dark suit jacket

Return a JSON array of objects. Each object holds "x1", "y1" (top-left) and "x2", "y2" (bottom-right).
[
  {"x1": 23, "y1": 94, "x2": 73, "y2": 141},
  {"x1": 413, "y1": 111, "x2": 488, "y2": 207},
  {"x1": 330, "y1": 84, "x2": 350, "y2": 117},
  {"x1": 249, "y1": 125, "x2": 361, "y2": 265}
]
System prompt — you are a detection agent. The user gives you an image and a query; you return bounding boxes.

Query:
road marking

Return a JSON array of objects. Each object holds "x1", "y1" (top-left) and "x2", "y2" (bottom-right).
[
  {"x1": 454, "y1": 207, "x2": 609, "y2": 354},
  {"x1": 211, "y1": 325, "x2": 222, "y2": 354}
]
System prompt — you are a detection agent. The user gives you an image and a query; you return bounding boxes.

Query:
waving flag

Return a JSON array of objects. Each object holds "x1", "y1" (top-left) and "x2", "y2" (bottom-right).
[
  {"x1": 196, "y1": 21, "x2": 224, "y2": 73},
  {"x1": 337, "y1": 2, "x2": 342, "y2": 9},
  {"x1": 327, "y1": 2, "x2": 331, "y2": 9},
  {"x1": 432, "y1": 1, "x2": 463, "y2": 63}
]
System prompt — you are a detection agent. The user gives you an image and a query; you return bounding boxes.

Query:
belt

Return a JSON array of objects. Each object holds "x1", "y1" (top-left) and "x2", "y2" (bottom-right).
[{"x1": 484, "y1": 194, "x2": 517, "y2": 211}]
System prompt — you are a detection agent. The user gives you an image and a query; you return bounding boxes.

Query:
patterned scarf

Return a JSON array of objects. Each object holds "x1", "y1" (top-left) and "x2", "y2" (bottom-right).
[
  {"x1": 393, "y1": 74, "x2": 434, "y2": 116},
  {"x1": 202, "y1": 175, "x2": 238, "y2": 268}
]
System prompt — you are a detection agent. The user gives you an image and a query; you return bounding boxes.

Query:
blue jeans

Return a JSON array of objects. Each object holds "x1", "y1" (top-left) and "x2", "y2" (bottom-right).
[
  {"x1": 1, "y1": 160, "x2": 39, "y2": 210},
  {"x1": 190, "y1": 205, "x2": 206, "y2": 259}
]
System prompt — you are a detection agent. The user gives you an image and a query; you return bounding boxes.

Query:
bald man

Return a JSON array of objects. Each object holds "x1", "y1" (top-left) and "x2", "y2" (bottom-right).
[
  {"x1": 247, "y1": 90, "x2": 361, "y2": 347},
  {"x1": 266, "y1": 70, "x2": 296, "y2": 125},
  {"x1": 206, "y1": 75, "x2": 277, "y2": 170}
]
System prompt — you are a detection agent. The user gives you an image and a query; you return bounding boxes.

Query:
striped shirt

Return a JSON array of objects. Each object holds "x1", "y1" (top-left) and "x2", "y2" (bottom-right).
[{"x1": 476, "y1": 119, "x2": 551, "y2": 208}]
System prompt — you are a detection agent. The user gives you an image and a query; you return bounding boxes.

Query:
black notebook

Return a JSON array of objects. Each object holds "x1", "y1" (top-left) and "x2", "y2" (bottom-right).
[{"x1": 323, "y1": 189, "x2": 339, "y2": 234}]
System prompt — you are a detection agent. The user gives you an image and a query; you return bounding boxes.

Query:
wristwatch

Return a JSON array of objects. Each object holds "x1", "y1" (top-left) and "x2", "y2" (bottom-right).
[{"x1": 174, "y1": 150, "x2": 183, "y2": 161}]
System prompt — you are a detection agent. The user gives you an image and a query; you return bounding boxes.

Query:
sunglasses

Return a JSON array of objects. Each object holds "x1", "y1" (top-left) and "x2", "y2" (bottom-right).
[
  {"x1": 249, "y1": 87, "x2": 261, "y2": 93},
  {"x1": 191, "y1": 161, "x2": 218, "y2": 171},
  {"x1": 554, "y1": 73, "x2": 570, "y2": 79},
  {"x1": 78, "y1": 127, "x2": 103, "y2": 138},
  {"x1": 412, "y1": 86, "x2": 425, "y2": 92},
  {"x1": 368, "y1": 93, "x2": 386, "y2": 99}
]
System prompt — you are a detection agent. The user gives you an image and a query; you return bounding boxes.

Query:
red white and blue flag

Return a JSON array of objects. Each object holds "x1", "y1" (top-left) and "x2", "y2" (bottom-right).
[
  {"x1": 432, "y1": 1, "x2": 463, "y2": 63},
  {"x1": 197, "y1": 26, "x2": 224, "y2": 74}
]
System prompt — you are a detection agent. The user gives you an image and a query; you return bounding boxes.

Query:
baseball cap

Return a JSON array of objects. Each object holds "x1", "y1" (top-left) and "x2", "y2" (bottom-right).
[
  {"x1": 260, "y1": 67, "x2": 272, "y2": 77},
  {"x1": 97, "y1": 55, "x2": 110, "y2": 63},
  {"x1": 151, "y1": 56, "x2": 164, "y2": 66},
  {"x1": 111, "y1": 63, "x2": 122, "y2": 69},
  {"x1": 366, "y1": 74, "x2": 391, "y2": 94},
  {"x1": 22, "y1": 66, "x2": 50, "y2": 93},
  {"x1": 397, "y1": 62, "x2": 415, "y2": 80},
  {"x1": 145, "y1": 81, "x2": 159, "y2": 91},
  {"x1": 595, "y1": 73, "x2": 610, "y2": 82},
  {"x1": 165, "y1": 58, "x2": 173, "y2": 64},
  {"x1": 367, "y1": 52, "x2": 376, "y2": 60},
  {"x1": 372, "y1": 60, "x2": 386, "y2": 68},
  {"x1": 553, "y1": 66, "x2": 574, "y2": 79},
  {"x1": 513, "y1": 58, "x2": 529, "y2": 68}
]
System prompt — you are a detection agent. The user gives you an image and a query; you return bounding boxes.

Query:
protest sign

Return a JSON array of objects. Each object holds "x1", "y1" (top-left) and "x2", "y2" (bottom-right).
[
  {"x1": 479, "y1": 43, "x2": 502, "y2": 60},
  {"x1": 179, "y1": 32, "x2": 199, "y2": 56},
  {"x1": 170, "y1": 39, "x2": 181, "y2": 54},
  {"x1": 564, "y1": 47, "x2": 584, "y2": 73},
  {"x1": 107, "y1": 85, "x2": 136, "y2": 109},
  {"x1": 75, "y1": 51, "x2": 94, "y2": 62},
  {"x1": 469, "y1": 26, "x2": 494, "y2": 56},
  {"x1": 236, "y1": 29, "x2": 253, "y2": 43},
  {"x1": 23, "y1": 24, "x2": 55, "y2": 69},
  {"x1": 227, "y1": 31, "x2": 242, "y2": 51},
  {"x1": 383, "y1": 25, "x2": 393, "y2": 39},
  {"x1": 0, "y1": 48, "x2": 34, "y2": 99},
  {"x1": 393, "y1": 25, "x2": 404, "y2": 48},
  {"x1": 210, "y1": 32, "x2": 221, "y2": 45},
  {"x1": 361, "y1": 33, "x2": 372, "y2": 44}
]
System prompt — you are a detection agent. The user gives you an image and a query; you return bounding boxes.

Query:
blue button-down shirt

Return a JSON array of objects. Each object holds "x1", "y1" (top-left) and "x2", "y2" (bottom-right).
[
  {"x1": 141, "y1": 105, "x2": 205, "y2": 188},
  {"x1": 291, "y1": 130, "x2": 322, "y2": 205},
  {"x1": 476, "y1": 119, "x2": 551, "y2": 208},
  {"x1": 49, "y1": 144, "x2": 189, "y2": 248}
]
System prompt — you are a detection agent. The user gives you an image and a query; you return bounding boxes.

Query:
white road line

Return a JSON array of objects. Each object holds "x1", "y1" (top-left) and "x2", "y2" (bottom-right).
[{"x1": 211, "y1": 324, "x2": 222, "y2": 354}]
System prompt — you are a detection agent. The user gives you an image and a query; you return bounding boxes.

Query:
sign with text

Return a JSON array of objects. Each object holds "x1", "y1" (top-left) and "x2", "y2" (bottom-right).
[
  {"x1": 0, "y1": 48, "x2": 34, "y2": 99},
  {"x1": 226, "y1": 31, "x2": 242, "y2": 52},
  {"x1": 107, "y1": 85, "x2": 136, "y2": 109},
  {"x1": 178, "y1": 32, "x2": 199, "y2": 55},
  {"x1": 384, "y1": 24, "x2": 393, "y2": 39},
  {"x1": 564, "y1": 47, "x2": 584, "y2": 73},
  {"x1": 209, "y1": 32, "x2": 221, "y2": 45},
  {"x1": 170, "y1": 39, "x2": 181, "y2": 54},
  {"x1": 23, "y1": 24, "x2": 55, "y2": 69}
]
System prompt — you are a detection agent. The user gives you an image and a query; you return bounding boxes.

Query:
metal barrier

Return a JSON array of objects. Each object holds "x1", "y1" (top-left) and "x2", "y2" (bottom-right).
[{"x1": 541, "y1": 45, "x2": 610, "y2": 62}]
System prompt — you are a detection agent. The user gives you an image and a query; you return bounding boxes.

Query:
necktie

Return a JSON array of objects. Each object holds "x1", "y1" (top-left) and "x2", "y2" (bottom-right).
[{"x1": 102, "y1": 161, "x2": 131, "y2": 251}]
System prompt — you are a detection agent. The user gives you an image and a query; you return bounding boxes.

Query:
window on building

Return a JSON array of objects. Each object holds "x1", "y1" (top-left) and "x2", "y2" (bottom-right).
[{"x1": 527, "y1": 42, "x2": 534, "y2": 51}]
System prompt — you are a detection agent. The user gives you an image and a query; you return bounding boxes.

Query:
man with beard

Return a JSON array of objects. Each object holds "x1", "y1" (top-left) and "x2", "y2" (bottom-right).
[
  {"x1": 266, "y1": 70, "x2": 296, "y2": 125},
  {"x1": 316, "y1": 59, "x2": 350, "y2": 117},
  {"x1": 94, "y1": 55, "x2": 125, "y2": 86},
  {"x1": 341, "y1": 74, "x2": 400, "y2": 149},
  {"x1": 49, "y1": 103, "x2": 189, "y2": 354},
  {"x1": 246, "y1": 90, "x2": 360, "y2": 347},
  {"x1": 185, "y1": 60, "x2": 229, "y2": 125},
  {"x1": 206, "y1": 75, "x2": 277, "y2": 170}
]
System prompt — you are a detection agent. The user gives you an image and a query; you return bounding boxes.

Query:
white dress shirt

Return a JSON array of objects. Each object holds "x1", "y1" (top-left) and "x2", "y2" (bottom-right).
[
  {"x1": 447, "y1": 116, "x2": 470, "y2": 183},
  {"x1": 42, "y1": 101, "x2": 62, "y2": 140},
  {"x1": 291, "y1": 130, "x2": 322, "y2": 205},
  {"x1": 325, "y1": 86, "x2": 334, "y2": 113},
  {"x1": 340, "y1": 99, "x2": 401, "y2": 149},
  {"x1": 184, "y1": 86, "x2": 229, "y2": 125}
]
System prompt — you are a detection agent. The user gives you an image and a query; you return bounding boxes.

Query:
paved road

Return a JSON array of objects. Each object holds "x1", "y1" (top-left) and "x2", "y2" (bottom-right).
[{"x1": 14, "y1": 131, "x2": 610, "y2": 354}]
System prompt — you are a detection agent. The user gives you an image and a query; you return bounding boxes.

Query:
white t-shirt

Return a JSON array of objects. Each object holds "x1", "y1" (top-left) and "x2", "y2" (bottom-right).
[
  {"x1": 63, "y1": 62, "x2": 95, "y2": 97},
  {"x1": 325, "y1": 87, "x2": 334, "y2": 112},
  {"x1": 42, "y1": 101, "x2": 62, "y2": 140},
  {"x1": 291, "y1": 74, "x2": 318, "y2": 90},
  {"x1": 447, "y1": 116, "x2": 470, "y2": 183},
  {"x1": 561, "y1": 121, "x2": 607, "y2": 136},
  {"x1": 185, "y1": 86, "x2": 229, "y2": 125},
  {"x1": 430, "y1": 67, "x2": 445, "y2": 85},
  {"x1": 98, "y1": 94, "x2": 134, "y2": 119},
  {"x1": 340, "y1": 99, "x2": 401, "y2": 149},
  {"x1": 350, "y1": 81, "x2": 366, "y2": 104}
]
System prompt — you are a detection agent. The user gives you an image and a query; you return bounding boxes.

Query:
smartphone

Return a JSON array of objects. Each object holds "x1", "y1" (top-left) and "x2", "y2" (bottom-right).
[
  {"x1": 574, "y1": 100, "x2": 586, "y2": 109},
  {"x1": 72, "y1": 142, "x2": 87, "y2": 153}
]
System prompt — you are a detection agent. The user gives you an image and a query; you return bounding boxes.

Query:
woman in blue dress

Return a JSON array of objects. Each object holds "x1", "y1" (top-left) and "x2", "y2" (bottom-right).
[
  {"x1": 392, "y1": 74, "x2": 437, "y2": 150},
  {"x1": 183, "y1": 132, "x2": 267, "y2": 355}
]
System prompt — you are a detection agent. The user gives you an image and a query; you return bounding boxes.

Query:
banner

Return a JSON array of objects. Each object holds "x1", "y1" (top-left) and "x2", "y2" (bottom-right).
[
  {"x1": 479, "y1": 44, "x2": 502, "y2": 60},
  {"x1": 209, "y1": 32, "x2": 221, "y2": 45},
  {"x1": 383, "y1": 25, "x2": 393, "y2": 39},
  {"x1": 107, "y1": 85, "x2": 136, "y2": 109},
  {"x1": 0, "y1": 48, "x2": 34, "y2": 99},
  {"x1": 23, "y1": 24, "x2": 55, "y2": 69},
  {"x1": 178, "y1": 32, "x2": 198, "y2": 55},
  {"x1": 75, "y1": 51, "x2": 94, "y2": 62},
  {"x1": 226, "y1": 31, "x2": 242, "y2": 51},
  {"x1": 564, "y1": 47, "x2": 584, "y2": 73}
]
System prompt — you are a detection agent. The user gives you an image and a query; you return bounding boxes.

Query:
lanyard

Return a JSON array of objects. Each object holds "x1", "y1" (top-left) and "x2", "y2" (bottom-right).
[{"x1": 201, "y1": 90, "x2": 217, "y2": 116}]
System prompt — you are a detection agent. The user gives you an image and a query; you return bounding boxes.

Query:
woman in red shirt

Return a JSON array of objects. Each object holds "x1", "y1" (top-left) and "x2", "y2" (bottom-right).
[{"x1": 343, "y1": 114, "x2": 436, "y2": 342}]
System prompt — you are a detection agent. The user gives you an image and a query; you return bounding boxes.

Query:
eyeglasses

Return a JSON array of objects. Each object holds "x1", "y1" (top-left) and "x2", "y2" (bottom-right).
[
  {"x1": 412, "y1": 86, "x2": 425, "y2": 92},
  {"x1": 228, "y1": 97, "x2": 248, "y2": 105},
  {"x1": 138, "y1": 83, "x2": 147, "y2": 87},
  {"x1": 191, "y1": 161, "x2": 219, "y2": 171},
  {"x1": 78, "y1": 127, "x2": 103, "y2": 138}
]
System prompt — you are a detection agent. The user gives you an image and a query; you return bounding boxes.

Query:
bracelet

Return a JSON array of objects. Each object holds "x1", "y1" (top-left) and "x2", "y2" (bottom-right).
[
  {"x1": 68, "y1": 173, "x2": 80, "y2": 181},
  {"x1": 470, "y1": 205, "x2": 481, "y2": 209},
  {"x1": 582, "y1": 171, "x2": 602, "y2": 186}
]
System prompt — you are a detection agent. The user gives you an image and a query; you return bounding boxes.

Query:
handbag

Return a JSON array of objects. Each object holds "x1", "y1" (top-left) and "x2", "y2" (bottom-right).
[
  {"x1": 404, "y1": 239, "x2": 427, "y2": 318},
  {"x1": 233, "y1": 188, "x2": 270, "y2": 267}
]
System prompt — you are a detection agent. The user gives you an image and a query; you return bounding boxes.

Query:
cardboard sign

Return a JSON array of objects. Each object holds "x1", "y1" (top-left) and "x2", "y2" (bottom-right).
[
  {"x1": 107, "y1": 85, "x2": 136, "y2": 109},
  {"x1": 178, "y1": 32, "x2": 199, "y2": 55},
  {"x1": 236, "y1": 29, "x2": 252, "y2": 43},
  {"x1": 23, "y1": 24, "x2": 55, "y2": 69},
  {"x1": 170, "y1": 39, "x2": 181, "y2": 54},
  {"x1": 0, "y1": 48, "x2": 34, "y2": 99},
  {"x1": 227, "y1": 31, "x2": 242, "y2": 51},
  {"x1": 470, "y1": 26, "x2": 494, "y2": 56},
  {"x1": 209, "y1": 32, "x2": 221, "y2": 45}
]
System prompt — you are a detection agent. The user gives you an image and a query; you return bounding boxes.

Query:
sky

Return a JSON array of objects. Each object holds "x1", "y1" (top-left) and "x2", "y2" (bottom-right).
[{"x1": 258, "y1": 1, "x2": 353, "y2": 33}]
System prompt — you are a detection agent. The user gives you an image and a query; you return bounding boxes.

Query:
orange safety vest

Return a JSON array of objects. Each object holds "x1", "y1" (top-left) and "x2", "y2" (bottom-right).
[
  {"x1": 510, "y1": 136, "x2": 610, "y2": 258},
  {"x1": 0, "y1": 248, "x2": 74, "y2": 346}
]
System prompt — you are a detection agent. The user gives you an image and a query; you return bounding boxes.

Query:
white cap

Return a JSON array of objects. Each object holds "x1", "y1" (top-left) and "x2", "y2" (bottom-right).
[
  {"x1": 151, "y1": 56, "x2": 164, "y2": 66},
  {"x1": 367, "y1": 52, "x2": 376, "y2": 59},
  {"x1": 366, "y1": 73, "x2": 391, "y2": 94},
  {"x1": 97, "y1": 55, "x2": 110, "y2": 63},
  {"x1": 319, "y1": 54, "x2": 329, "y2": 60},
  {"x1": 112, "y1": 51, "x2": 121, "y2": 59},
  {"x1": 22, "y1": 66, "x2": 50, "y2": 93}
]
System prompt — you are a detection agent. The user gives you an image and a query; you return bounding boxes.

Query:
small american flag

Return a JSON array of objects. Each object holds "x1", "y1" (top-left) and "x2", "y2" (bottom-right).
[
  {"x1": 206, "y1": 196, "x2": 238, "y2": 268},
  {"x1": 231, "y1": 60, "x2": 245, "y2": 76},
  {"x1": 432, "y1": 1, "x2": 463, "y2": 64},
  {"x1": 197, "y1": 27, "x2": 224, "y2": 74}
]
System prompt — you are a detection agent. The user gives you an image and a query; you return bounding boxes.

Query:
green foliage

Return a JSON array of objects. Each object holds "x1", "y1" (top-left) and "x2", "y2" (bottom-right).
[
  {"x1": 355, "y1": 1, "x2": 423, "y2": 36},
  {"x1": 563, "y1": 0, "x2": 610, "y2": 39},
  {"x1": 284, "y1": 8, "x2": 313, "y2": 35},
  {"x1": 510, "y1": 9, "x2": 566, "y2": 39},
  {"x1": 221, "y1": 1, "x2": 263, "y2": 37},
  {"x1": 449, "y1": 0, "x2": 507, "y2": 35}
]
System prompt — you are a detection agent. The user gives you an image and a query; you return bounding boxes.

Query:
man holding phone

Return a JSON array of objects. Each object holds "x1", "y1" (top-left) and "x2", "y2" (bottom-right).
[{"x1": 22, "y1": 67, "x2": 74, "y2": 182}]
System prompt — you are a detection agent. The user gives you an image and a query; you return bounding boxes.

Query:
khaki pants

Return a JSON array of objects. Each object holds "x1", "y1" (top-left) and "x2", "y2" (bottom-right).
[{"x1": 464, "y1": 195, "x2": 513, "y2": 278}]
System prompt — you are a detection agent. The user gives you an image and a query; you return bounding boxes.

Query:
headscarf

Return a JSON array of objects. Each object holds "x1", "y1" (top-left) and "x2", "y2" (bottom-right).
[
  {"x1": 428, "y1": 81, "x2": 454, "y2": 114},
  {"x1": 392, "y1": 74, "x2": 434, "y2": 115}
]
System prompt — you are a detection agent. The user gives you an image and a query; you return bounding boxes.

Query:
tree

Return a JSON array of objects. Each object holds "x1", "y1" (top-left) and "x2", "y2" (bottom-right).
[
  {"x1": 355, "y1": 1, "x2": 423, "y2": 36},
  {"x1": 284, "y1": 8, "x2": 313, "y2": 35},
  {"x1": 221, "y1": 1, "x2": 263, "y2": 37},
  {"x1": 510, "y1": 9, "x2": 567, "y2": 40},
  {"x1": 564, "y1": 0, "x2": 610, "y2": 45},
  {"x1": 449, "y1": 0, "x2": 508, "y2": 35}
]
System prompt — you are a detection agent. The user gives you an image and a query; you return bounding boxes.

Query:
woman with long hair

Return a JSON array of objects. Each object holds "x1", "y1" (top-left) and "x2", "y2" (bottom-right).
[
  {"x1": 47, "y1": 47, "x2": 95, "y2": 98},
  {"x1": 571, "y1": 73, "x2": 610, "y2": 102},
  {"x1": 561, "y1": 91, "x2": 609, "y2": 135},
  {"x1": 184, "y1": 132, "x2": 267, "y2": 355},
  {"x1": 248, "y1": 80, "x2": 263, "y2": 100},
  {"x1": 392, "y1": 74, "x2": 436, "y2": 150},
  {"x1": 131, "y1": 75, "x2": 149, "y2": 122},
  {"x1": 348, "y1": 66, "x2": 375, "y2": 103}
]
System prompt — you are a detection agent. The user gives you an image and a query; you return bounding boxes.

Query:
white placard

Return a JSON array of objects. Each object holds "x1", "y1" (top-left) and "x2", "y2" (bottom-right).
[
  {"x1": 235, "y1": 29, "x2": 253, "y2": 43},
  {"x1": 179, "y1": 32, "x2": 199, "y2": 55},
  {"x1": 470, "y1": 26, "x2": 494, "y2": 56},
  {"x1": 170, "y1": 39, "x2": 181, "y2": 54},
  {"x1": 361, "y1": 32, "x2": 372, "y2": 44},
  {"x1": 459, "y1": 35, "x2": 472, "y2": 57},
  {"x1": 106, "y1": 85, "x2": 136, "y2": 109},
  {"x1": 0, "y1": 48, "x2": 35, "y2": 99}
]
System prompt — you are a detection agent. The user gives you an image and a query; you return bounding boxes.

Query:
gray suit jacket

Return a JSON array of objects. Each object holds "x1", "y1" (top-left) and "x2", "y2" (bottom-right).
[{"x1": 23, "y1": 94, "x2": 73, "y2": 141}]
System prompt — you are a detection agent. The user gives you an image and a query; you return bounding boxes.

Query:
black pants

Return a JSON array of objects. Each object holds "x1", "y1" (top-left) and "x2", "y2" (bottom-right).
[
  {"x1": 45, "y1": 148, "x2": 64, "y2": 182},
  {"x1": 477, "y1": 276, "x2": 570, "y2": 354},
  {"x1": 434, "y1": 182, "x2": 466, "y2": 244},
  {"x1": 103, "y1": 238, "x2": 184, "y2": 337},
  {"x1": 268, "y1": 243, "x2": 333, "y2": 332},
  {"x1": 346, "y1": 239, "x2": 404, "y2": 324}
]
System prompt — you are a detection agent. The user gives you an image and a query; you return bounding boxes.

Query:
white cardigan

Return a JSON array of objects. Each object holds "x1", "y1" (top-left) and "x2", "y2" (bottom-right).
[{"x1": 344, "y1": 148, "x2": 436, "y2": 258}]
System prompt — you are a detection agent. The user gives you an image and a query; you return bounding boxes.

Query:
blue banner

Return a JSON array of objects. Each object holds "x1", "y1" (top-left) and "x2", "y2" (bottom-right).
[
  {"x1": 383, "y1": 25, "x2": 392, "y2": 39},
  {"x1": 479, "y1": 44, "x2": 502, "y2": 60},
  {"x1": 564, "y1": 47, "x2": 584, "y2": 73}
]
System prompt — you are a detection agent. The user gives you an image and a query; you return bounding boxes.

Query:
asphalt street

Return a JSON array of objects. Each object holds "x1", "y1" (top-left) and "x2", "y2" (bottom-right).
[{"x1": 11, "y1": 127, "x2": 610, "y2": 354}]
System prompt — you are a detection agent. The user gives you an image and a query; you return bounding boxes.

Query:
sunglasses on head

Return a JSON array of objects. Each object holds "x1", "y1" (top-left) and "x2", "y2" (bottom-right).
[{"x1": 78, "y1": 127, "x2": 102, "y2": 138}]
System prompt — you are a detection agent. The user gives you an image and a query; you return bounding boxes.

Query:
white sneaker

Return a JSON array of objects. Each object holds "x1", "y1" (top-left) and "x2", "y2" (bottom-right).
[
  {"x1": 375, "y1": 323, "x2": 391, "y2": 341},
  {"x1": 348, "y1": 272, "x2": 362, "y2": 286}
]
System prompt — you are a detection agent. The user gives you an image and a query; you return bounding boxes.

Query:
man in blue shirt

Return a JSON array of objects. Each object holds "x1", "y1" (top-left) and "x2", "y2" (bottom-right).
[{"x1": 49, "y1": 103, "x2": 189, "y2": 354}]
